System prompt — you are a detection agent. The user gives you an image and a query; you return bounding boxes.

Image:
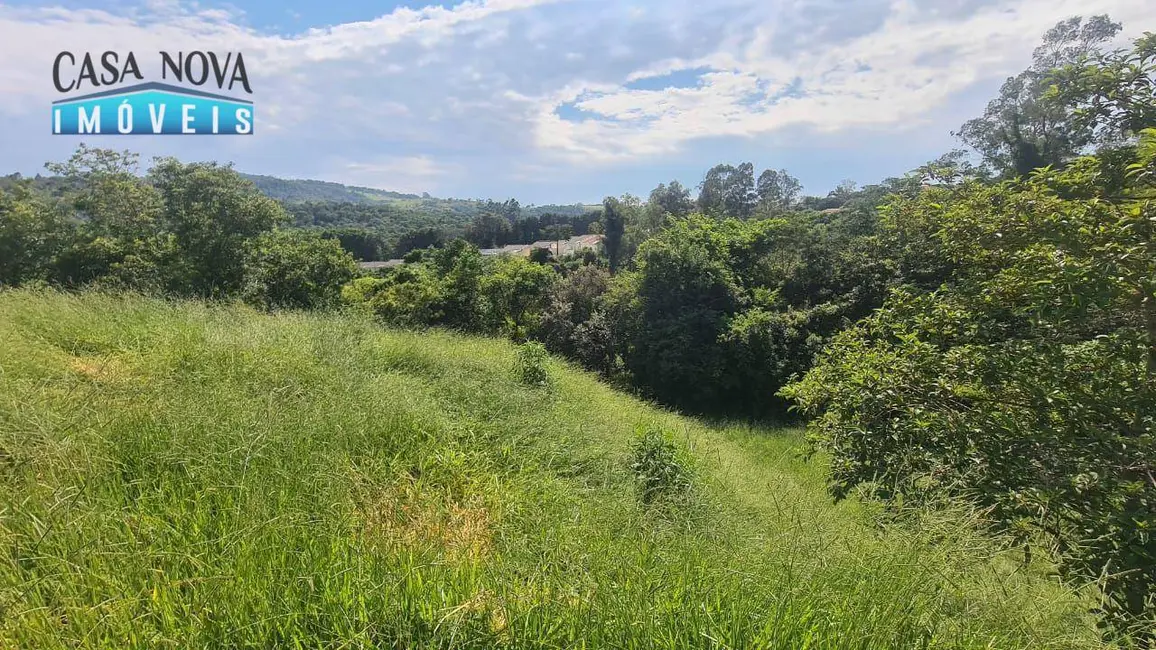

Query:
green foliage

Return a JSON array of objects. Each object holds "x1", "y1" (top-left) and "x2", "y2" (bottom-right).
[
  {"x1": 629, "y1": 425, "x2": 694, "y2": 505},
  {"x1": 342, "y1": 241, "x2": 557, "y2": 339},
  {"x1": 1045, "y1": 32, "x2": 1156, "y2": 145},
  {"x1": 319, "y1": 227, "x2": 389, "y2": 261},
  {"x1": 697, "y1": 163, "x2": 756, "y2": 219},
  {"x1": 603, "y1": 214, "x2": 876, "y2": 418},
  {"x1": 478, "y1": 255, "x2": 556, "y2": 339},
  {"x1": 241, "y1": 229, "x2": 357, "y2": 310},
  {"x1": 512, "y1": 340, "x2": 551, "y2": 387},
  {"x1": 148, "y1": 158, "x2": 287, "y2": 297},
  {"x1": 0, "y1": 183, "x2": 71, "y2": 286},
  {"x1": 538, "y1": 265, "x2": 613, "y2": 371},
  {"x1": 784, "y1": 142, "x2": 1156, "y2": 636},
  {"x1": 954, "y1": 15, "x2": 1122, "y2": 177},
  {"x1": 465, "y1": 211, "x2": 512, "y2": 248},
  {"x1": 756, "y1": 168, "x2": 803, "y2": 214},
  {"x1": 600, "y1": 196, "x2": 626, "y2": 274},
  {"x1": 606, "y1": 216, "x2": 750, "y2": 413}
]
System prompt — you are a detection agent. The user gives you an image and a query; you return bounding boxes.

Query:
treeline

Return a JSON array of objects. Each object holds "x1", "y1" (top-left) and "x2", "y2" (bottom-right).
[
  {"x1": 0, "y1": 146, "x2": 357, "y2": 311},
  {"x1": 283, "y1": 198, "x2": 600, "y2": 260}
]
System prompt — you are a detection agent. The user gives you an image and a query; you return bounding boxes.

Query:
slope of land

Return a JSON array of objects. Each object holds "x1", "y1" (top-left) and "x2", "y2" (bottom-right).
[{"x1": 0, "y1": 290, "x2": 1108, "y2": 648}]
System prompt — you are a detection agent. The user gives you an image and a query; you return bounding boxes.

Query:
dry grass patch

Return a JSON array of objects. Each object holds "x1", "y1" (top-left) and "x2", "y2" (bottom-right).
[
  {"x1": 354, "y1": 473, "x2": 494, "y2": 563},
  {"x1": 67, "y1": 355, "x2": 130, "y2": 384}
]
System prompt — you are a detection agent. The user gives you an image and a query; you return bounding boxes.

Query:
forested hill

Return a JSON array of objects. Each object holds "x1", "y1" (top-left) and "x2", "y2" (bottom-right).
[
  {"x1": 240, "y1": 172, "x2": 598, "y2": 218},
  {"x1": 240, "y1": 173, "x2": 422, "y2": 202}
]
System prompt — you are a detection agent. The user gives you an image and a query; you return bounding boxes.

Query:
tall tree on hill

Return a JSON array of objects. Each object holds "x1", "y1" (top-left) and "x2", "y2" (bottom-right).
[
  {"x1": 602, "y1": 197, "x2": 626, "y2": 274},
  {"x1": 648, "y1": 181, "x2": 694, "y2": 221},
  {"x1": 699, "y1": 163, "x2": 757, "y2": 219},
  {"x1": 728, "y1": 163, "x2": 757, "y2": 219},
  {"x1": 697, "y1": 164, "x2": 734, "y2": 217},
  {"x1": 148, "y1": 158, "x2": 286, "y2": 297},
  {"x1": 756, "y1": 168, "x2": 802, "y2": 214},
  {"x1": 954, "y1": 14, "x2": 1121, "y2": 178}
]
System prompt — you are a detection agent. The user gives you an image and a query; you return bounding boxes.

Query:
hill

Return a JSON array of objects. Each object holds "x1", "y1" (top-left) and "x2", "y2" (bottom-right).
[
  {"x1": 241, "y1": 173, "x2": 424, "y2": 202},
  {"x1": 0, "y1": 290, "x2": 1107, "y2": 648},
  {"x1": 240, "y1": 172, "x2": 597, "y2": 217}
]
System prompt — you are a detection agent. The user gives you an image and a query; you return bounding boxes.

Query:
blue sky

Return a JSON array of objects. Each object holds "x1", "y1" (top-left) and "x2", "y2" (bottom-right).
[{"x1": 0, "y1": 0, "x2": 1149, "y2": 204}]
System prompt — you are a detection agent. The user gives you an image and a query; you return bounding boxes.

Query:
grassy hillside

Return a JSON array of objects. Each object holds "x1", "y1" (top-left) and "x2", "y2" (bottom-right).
[{"x1": 0, "y1": 290, "x2": 1108, "y2": 648}]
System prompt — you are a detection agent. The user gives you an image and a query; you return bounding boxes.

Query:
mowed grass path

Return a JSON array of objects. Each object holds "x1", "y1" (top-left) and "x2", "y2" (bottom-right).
[{"x1": 0, "y1": 290, "x2": 1108, "y2": 648}]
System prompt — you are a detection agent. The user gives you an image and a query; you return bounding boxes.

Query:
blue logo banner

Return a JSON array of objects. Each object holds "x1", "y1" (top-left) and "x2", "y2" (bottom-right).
[{"x1": 52, "y1": 82, "x2": 253, "y2": 135}]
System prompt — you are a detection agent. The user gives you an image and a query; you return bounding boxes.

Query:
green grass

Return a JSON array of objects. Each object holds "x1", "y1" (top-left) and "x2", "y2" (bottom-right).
[{"x1": 0, "y1": 290, "x2": 1110, "y2": 648}]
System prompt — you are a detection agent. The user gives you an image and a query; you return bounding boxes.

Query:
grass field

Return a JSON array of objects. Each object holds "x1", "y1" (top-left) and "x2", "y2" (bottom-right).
[{"x1": 0, "y1": 290, "x2": 1111, "y2": 648}]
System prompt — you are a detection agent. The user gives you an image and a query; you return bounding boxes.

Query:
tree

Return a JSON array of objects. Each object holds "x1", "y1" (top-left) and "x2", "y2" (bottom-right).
[
  {"x1": 432, "y1": 239, "x2": 486, "y2": 331},
  {"x1": 465, "y1": 212, "x2": 511, "y2": 248},
  {"x1": 320, "y1": 228, "x2": 387, "y2": 261},
  {"x1": 478, "y1": 255, "x2": 557, "y2": 339},
  {"x1": 647, "y1": 181, "x2": 694, "y2": 221},
  {"x1": 755, "y1": 168, "x2": 802, "y2": 214},
  {"x1": 148, "y1": 158, "x2": 286, "y2": 297},
  {"x1": 602, "y1": 197, "x2": 626, "y2": 274},
  {"x1": 242, "y1": 230, "x2": 357, "y2": 310},
  {"x1": 698, "y1": 163, "x2": 756, "y2": 218},
  {"x1": 537, "y1": 264, "x2": 611, "y2": 365},
  {"x1": 45, "y1": 144, "x2": 162, "y2": 242},
  {"x1": 783, "y1": 136, "x2": 1156, "y2": 635},
  {"x1": 604, "y1": 216, "x2": 783, "y2": 414},
  {"x1": 0, "y1": 183, "x2": 71, "y2": 286},
  {"x1": 728, "y1": 162, "x2": 757, "y2": 219},
  {"x1": 954, "y1": 15, "x2": 1122, "y2": 177},
  {"x1": 1044, "y1": 32, "x2": 1156, "y2": 148},
  {"x1": 394, "y1": 227, "x2": 447, "y2": 257}
]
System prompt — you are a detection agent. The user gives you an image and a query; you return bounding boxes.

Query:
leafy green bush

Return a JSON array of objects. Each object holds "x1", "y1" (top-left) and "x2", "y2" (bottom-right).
[
  {"x1": 513, "y1": 341, "x2": 551, "y2": 387},
  {"x1": 242, "y1": 229, "x2": 357, "y2": 310},
  {"x1": 629, "y1": 425, "x2": 693, "y2": 505}
]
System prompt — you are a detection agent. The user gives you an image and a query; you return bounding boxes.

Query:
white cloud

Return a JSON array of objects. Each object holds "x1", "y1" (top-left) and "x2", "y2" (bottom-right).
[
  {"x1": 328, "y1": 155, "x2": 456, "y2": 194},
  {"x1": 520, "y1": 0, "x2": 1152, "y2": 161},
  {"x1": 0, "y1": 0, "x2": 1150, "y2": 197}
]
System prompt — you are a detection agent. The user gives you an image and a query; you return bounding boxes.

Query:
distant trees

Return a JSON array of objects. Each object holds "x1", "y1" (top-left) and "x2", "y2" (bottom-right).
[
  {"x1": 393, "y1": 227, "x2": 446, "y2": 257},
  {"x1": 756, "y1": 169, "x2": 802, "y2": 214},
  {"x1": 465, "y1": 212, "x2": 511, "y2": 248},
  {"x1": 0, "y1": 145, "x2": 354, "y2": 311},
  {"x1": 695, "y1": 164, "x2": 804, "y2": 219},
  {"x1": 646, "y1": 181, "x2": 694, "y2": 221},
  {"x1": 319, "y1": 228, "x2": 388, "y2": 261},
  {"x1": 697, "y1": 163, "x2": 756, "y2": 218},
  {"x1": 601, "y1": 196, "x2": 626, "y2": 274},
  {"x1": 343, "y1": 239, "x2": 557, "y2": 340}
]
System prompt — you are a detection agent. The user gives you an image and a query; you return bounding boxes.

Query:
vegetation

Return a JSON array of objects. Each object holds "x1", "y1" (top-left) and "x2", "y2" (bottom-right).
[
  {"x1": 0, "y1": 291, "x2": 1108, "y2": 648},
  {"x1": 787, "y1": 33, "x2": 1156, "y2": 640},
  {"x1": 1, "y1": 13, "x2": 1153, "y2": 645}
]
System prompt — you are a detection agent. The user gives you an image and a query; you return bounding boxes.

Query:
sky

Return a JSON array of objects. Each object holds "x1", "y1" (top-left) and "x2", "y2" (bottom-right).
[{"x1": 0, "y1": 0, "x2": 1151, "y2": 204}]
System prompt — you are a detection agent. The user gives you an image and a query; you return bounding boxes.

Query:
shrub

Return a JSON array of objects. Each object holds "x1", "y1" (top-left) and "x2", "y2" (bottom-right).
[
  {"x1": 629, "y1": 425, "x2": 693, "y2": 505},
  {"x1": 513, "y1": 341, "x2": 550, "y2": 387},
  {"x1": 242, "y1": 230, "x2": 357, "y2": 310}
]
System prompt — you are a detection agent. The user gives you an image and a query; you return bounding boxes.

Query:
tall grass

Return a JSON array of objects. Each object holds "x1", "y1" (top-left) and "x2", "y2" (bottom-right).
[{"x1": 0, "y1": 290, "x2": 1110, "y2": 648}]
